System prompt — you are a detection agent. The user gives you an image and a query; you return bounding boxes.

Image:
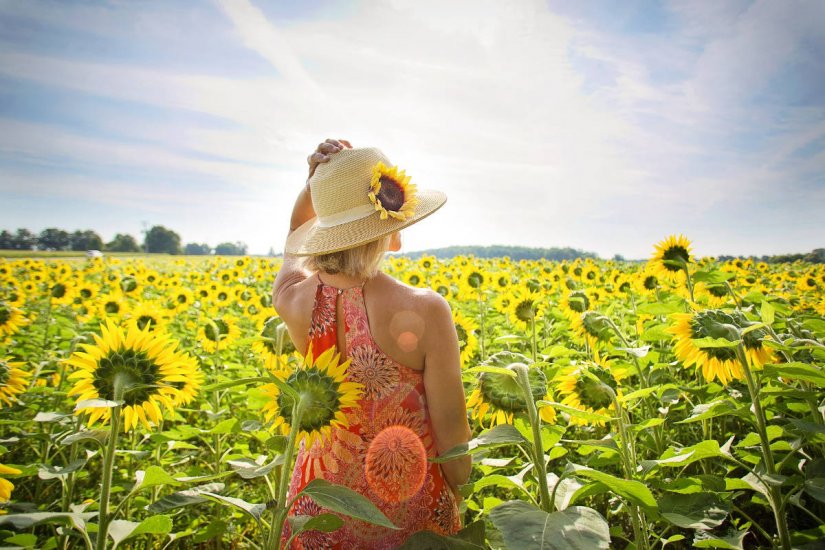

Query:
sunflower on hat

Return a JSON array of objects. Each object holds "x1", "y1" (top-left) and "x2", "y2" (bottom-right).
[{"x1": 368, "y1": 161, "x2": 419, "y2": 221}]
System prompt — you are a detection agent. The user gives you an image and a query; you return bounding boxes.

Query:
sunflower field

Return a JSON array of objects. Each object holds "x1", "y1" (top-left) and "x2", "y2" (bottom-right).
[{"x1": 1, "y1": 235, "x2": 824, "y2": 549}]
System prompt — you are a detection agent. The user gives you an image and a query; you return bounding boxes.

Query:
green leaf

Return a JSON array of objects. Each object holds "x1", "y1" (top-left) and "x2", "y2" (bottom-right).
[
  {"x1": 760, "y1": 301, "x2": 775, "y2": 326},
  {"x1": 431, "y1": 424, "x2": 527, "y2": 463},
  {"x1": 109, "y1": 516, "x2": 172, "y2": 549},
  {"x1": 3, "y1": 533, "x2": 38, "y2": 547},
  {"x1": 288, "y1": 514, "x2": 344, "y2": 537},
  {"x1": 637, "y1": 299, "x2": 685, "y2": 315},
  {"x1": 692, "y1": 270, "x2": 735, "y2": 284},
  {"x1": 33, "y1": 412, "x2": 71, "y2": 422},
  {"x1": 763, "y1": 362, "x2": 825, "y2": 387},
  {"x1": 565, "y1": 464, "x2": 657, "y2": 514},
  {"x1": 299, "y1": 479, "x2": 398, "y2": 529},
  {"x1": 658, "y1": 493, "x2": 728, "y2": 530},
  {"x1": 691, "y1": 337, "x2": 741, "y2": 349},
  {"x1": 641, "y1": 440, "x2": 731, "y2": 472},
  {"x1": 75, "y1": 398, "x2": 122, "y2": 410},
  {"x1": 397, "y1": 530, "x2": 485, "y2": 549},
  {"x1": 0, "y1": 512, "x2": 95, "y2": 530},
  {"x1": 146, "y1": 483, "x2": 225, "y2": 514},
  {"x1": 693, "y1": 529, "x2": 747, "y2": 549},
  {"x1": 489, "y1": 500, "x2": 610, "y2": 549},
  {"x1": 804, "y1": 478, "x2": 825, "y2": 504},
  {"x1": 470, "y1": 474, "x2": 533, "y2": 501},
  {"x1": 38, "y1": 459, "x2": 86, "y2": 480},
  {"x1": 202, "y1": 376, "x2": 270, "y2": 393},
  {"x1": 616, "y1": 345, "x2": 651, "y2": 358},
  {"x1": 677, "y1": 400, "x2": 742, "y2": 424},
  {"x1": 134, "y1": 466, "x2": 182, "y2": 492},
  {"x1": 227, "y1": 457, "x2": 282, "y2": 479},
  {"x1": 60, "y1": 429, "x2": 109, "y2": 447},
  {"x1": 201, "y1": 493, "x2": 266, "y2": 524},
  {"x1": 192, "y1": 520, "x2": 227, "y2": 544},
  {"x1": 209, "y1": 418, "x2": 240, "y2": 434}
]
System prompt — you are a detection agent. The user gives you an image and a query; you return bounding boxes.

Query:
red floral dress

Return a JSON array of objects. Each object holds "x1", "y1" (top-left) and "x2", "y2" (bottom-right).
[{"x1": 282, "y1": 274, "x2": 461, "y2": 548}]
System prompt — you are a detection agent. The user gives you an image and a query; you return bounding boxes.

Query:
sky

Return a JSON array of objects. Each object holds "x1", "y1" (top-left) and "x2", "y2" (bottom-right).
[{"x1": 0, "y1": 0, "x2": 823, "y2": 259}]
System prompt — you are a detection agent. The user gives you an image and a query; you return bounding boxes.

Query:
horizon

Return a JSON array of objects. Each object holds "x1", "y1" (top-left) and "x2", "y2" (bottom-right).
[{"x1": 1, "y1": 1, "x2": 824, "y2": 259}]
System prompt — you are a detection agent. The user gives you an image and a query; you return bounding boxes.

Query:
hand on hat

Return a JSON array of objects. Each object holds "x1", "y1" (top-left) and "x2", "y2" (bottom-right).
[{"x1": 307, "y1": 138, "x2": 352, "y2": 182}]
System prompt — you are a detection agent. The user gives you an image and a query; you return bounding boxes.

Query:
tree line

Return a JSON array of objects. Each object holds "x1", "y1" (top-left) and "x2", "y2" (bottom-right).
[{"x1": 0, "y1": 226, "x2": 249, "y2": 256}]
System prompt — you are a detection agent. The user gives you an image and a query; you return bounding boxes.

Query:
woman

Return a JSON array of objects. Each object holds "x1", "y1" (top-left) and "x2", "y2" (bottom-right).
[{"x1": 272, "y1": 139, "x2": 472, "y2": 548}]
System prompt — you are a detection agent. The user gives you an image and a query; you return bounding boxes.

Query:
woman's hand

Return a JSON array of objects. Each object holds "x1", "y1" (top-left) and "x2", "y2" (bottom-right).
[{"x1": 307, "y1": 138, "x2": 352, "y2": 182}]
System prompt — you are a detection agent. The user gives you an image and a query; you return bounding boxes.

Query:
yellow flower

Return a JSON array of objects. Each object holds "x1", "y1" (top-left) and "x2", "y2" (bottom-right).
[
  {"x1": 649, "y1": 235, "x2": 693, "y2": 282},
  {"x1": 66, "y1": 320, "x2": 201, "y2": 432},
  {"x1": 0, "y1": 358, "x2": 30, "y2": 408},
  {"x1": 0, "y1": 302, "x2": 28, "y2": 341},
  {"x1": 556, "y1": 356, "x2": 622, "y2": 427},
  {"x1": 571, "y1": 311, "x2": 614, "y2": 350},
  {"x1": 0, "y1": 463, "x2": 22, "y2": 506},
  {"x1": 368, "y1": 161, "x2": 419, "y2": 221},
  {"x1": 260, "y1": 344, "x2": 362, "y2": 448},
  {"x1": 453, "y1": 309, "x2": 479, "y2": 366},
  {"x1": 127, "y1": 300, "x2": 170, "y2": 333},
  {"x1": 198, "y1": 314, "x2": 241, "y2": 353},
  {"x1": 507, "y1": 286, "x2": 544, "y2": 332}
]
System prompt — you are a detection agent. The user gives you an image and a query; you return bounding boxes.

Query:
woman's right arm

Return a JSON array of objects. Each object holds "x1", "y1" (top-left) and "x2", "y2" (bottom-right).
[
  {"x1": 272, "y1": 139, "x2": 351, "y2": 311},
  {"x1": 422, "y1": 293, "x2": 472, "y2": 498}
]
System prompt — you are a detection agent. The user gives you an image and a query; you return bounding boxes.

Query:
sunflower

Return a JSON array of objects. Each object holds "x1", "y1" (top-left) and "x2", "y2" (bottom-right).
[
  {"x1": 198, "y1": 314, "x2": 241, "y2": 353},
  {"x1": 649, "y1": 235, "x2": 693, "y2": 282},
  {"x1": 66, "y1": 320, "x2": 201, "y2": 432},
  {"x1": 560, "y1": 290, "x2": 591, "y2": 321},
  {"x1": 0, "y1": 463, "x2": 21, "y2": 507},
  {"x1": 260, "y1": 344, "x2": 362, "y2": 448},
  {"x1": 667, "y1": 309, "x2": 774, "y2": 385},
  {"x1": 571, "y1": 311, "x2": 614, "y2": 350},
  {"x1": 429, "y1": 275, "x2": 453, "y2": 299},
  {"x1": 453, "y1": 309, "x2": 479, "y2": 366},
  {"x1": 368, "y1": 161, "x2": 419, "y2": 221},
  {"x1": 692, "y1": 282, "x2": 731, "y2": 308},
  {"x1": 467, "y1": 351, "x2": 555, "y2": 427},
  {"x1": 169, "y1": 287, "x2": 195, "y2": 313},
  {"x1": 0, "y1": 358, "x2": 30, "y2": 407},
  {"x1": 459, "y1": 267, "x2": 490, "y2": 299},
  {"x1": 507, "y1": 286, "x2": 545, "y2": 332},
  {"x1": 633, "y1": 267, "x2": 660, "y2": 296},
  {"x1": 253, "y1": 315, "x2": 295, "y2": 373},
  {"x1": 0, "y1": 302, "x2": 28, "y2": 340},
  {"x1": 97, "y1": 291, "x2": 130, "y2": 320},
  {"x1": 48, "y1": 279, "x2": 76, "y2": 306},
  {"x1": 405, "y1": 270, "x2": 426, "y2": 288},
  {"x1": 127, "y1": 301, "x2": 169, "y2": 332},
  {"x1": 556, "y1": 357, "x2": 622, "y2": 427}
]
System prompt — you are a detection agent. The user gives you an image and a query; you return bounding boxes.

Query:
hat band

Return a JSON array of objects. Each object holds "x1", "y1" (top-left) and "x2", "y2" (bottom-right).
[{"x1": 317, "y1": 203, "x2": 377, "y2": 228}]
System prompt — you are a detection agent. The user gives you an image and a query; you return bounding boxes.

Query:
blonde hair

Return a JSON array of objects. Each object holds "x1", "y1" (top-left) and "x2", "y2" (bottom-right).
[{"x1": 302, "y1": 234, "x2": 392, "y2": 279}]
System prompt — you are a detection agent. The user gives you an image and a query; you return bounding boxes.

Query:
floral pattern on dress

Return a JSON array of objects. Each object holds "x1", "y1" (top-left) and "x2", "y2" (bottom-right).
[{"x1": 283, "y1": 275, "x2": 461, "y2": 549}]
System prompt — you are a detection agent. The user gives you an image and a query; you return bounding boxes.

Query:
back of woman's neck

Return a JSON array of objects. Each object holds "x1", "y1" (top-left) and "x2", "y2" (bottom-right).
[{"x1": 317, "y1": 271, "x2": 375, "y2": 288}]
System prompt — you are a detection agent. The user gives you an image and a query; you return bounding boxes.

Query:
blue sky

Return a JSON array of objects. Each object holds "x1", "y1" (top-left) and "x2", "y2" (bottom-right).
[{"x1": 1, "y1": 0, "x2": 823, "y2": 258}]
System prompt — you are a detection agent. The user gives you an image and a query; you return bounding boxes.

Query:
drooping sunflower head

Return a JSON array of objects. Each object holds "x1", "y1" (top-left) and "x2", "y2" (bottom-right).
[
  {"x1": 368, "y1": 161, "x2": 419, "y2": 221},
  {"x1": 667, "y1": 309, "x2": 746, "y2": 385},
  {"x1": 198, "y1": 314, "x2": 241, "y2": 353},
  {"x1": 66, "y1": 320, "x2": 201, "y2": 432},
  {"x1": 467, "y1": 351, "x2": 555, "y2": 427},
  {"x1": 556, "y1": 359, "x2": 620, "y2": 427},
  {"x1": 561, "y1": 290, "x2": 591, "y2": 320},
  {"x1": 452, "y1": 309, "x2": 479, "y2": 366},
  {"x1": 507, "y1": 287, "x2": 544, "y2": 331},
  {"x1": 0, "y1": 357, "x2": 30, "y2": 408},
  {"x1": 261, "y1": 344, "x2": 362, "y2": 448},
  {"x1": 649, "y1": 235, "x2": 693, "y2": 281},
  {"x1": 572, "y1": 311, "x2": 614, "y2": 349}
]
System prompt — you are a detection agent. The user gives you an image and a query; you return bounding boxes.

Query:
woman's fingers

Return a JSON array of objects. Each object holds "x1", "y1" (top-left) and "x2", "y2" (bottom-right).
[
  {"x1": 339, "y1": 139, "x2": 352, "y2": 148},
  {"x1": 318, "y1": 141, "x2": 340, "y2": 154}
]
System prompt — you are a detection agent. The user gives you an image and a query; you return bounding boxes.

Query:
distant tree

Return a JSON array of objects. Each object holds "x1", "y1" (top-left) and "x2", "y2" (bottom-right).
[
  {"x1": 184, "y1": 242, "x2": 212, "y2": 255},
  {"x1": 12, "y1": 229, "x2": 36, "y2": 250},
  {"x1": 38, "y1": 228, "x2": 71, "y2": 251},
  {"x1": 613, "y1": 254, "x2": 625, "y2": 262},
  {"x1": 70, "y1": 230, "x2": 104, "y2": 251},
  {"x1": 804, "y1": 248, "x2": 825, "y2": 264},
  {"x1": 144, "y1": 226, "x2": 181, "y2": 254},
  {"x1": 106, "y1": 233, "x2": 141, "y2": 252},
  {"x1": 0, "y1": 230, "x2": 13, "y2": 249},
  {"x1": 214, "y1": 242, "x2": 248, "y2": 256},
  {"x1": 267, "y1": 246, "x2": 276, "y2": 257}
]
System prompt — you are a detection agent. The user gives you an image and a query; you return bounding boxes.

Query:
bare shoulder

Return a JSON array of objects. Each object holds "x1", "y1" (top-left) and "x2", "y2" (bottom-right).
[{"x1": 378, "y1": 273, "x2": 451, "y2": 318}]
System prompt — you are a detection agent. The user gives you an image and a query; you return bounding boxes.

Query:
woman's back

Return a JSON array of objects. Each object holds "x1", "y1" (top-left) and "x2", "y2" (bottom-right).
[{"x1": 279, "y1": 272, "x2": 461, "y2": 548}]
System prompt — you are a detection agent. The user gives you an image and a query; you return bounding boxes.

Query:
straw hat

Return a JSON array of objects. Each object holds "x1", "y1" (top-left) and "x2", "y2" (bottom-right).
[{"x1": 285, "y1": 147, "x2": 447, "y2": 256}]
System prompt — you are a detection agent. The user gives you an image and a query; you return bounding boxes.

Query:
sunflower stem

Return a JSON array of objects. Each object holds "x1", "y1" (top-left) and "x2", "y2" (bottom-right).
[
  {"x1": 682, "y1": 262, "x2": 695, "y2": 303},
  {"x1": 269, "y1": 397, "x2": 305, "y2": 550},
  {"x1": 95, "y1": 377, "x2": 124, "y2": 550},
  {"x1": 609, "y1": 390, "x2": 647, "y2": 550},
  {"x1": 530, "y1": 316, "x2": 537, "y2": 363},
  {"x1": 512, "y1": 364, "x2": 552, "y2": 512},
  {"x1": 478, "y1": 293, "x2": 487, "y2": 361},
  {"x1": 735, "y1": 344, "x2": 792, "y2": 550}
]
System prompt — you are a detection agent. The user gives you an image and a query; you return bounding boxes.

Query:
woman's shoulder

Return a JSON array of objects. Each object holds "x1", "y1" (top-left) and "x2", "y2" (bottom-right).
[{"x1": 375, "y1": 273, "x2": 452, "y2": 318}]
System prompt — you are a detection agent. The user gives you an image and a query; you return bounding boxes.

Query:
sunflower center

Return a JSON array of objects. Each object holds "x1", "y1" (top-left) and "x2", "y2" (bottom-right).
[
  {"x1": 662, "y1": 246, "x2": 690, "y2": 272},
  {"x1": 455, "y1": 325, "x2": 468, "y2": 349},
  {"x1": 707, "y1": 285, "x2": 727, "y2": 298},
  {"x1": 80, "y1": 288, "x2": 92, "y2": 299},
  {"x1": 409, "y1": 274, "x2": 421, "y2": 286},
  {"x1": 278, "y1": 369, "x2": 342, "y2": 432},
  {"x1": 435, "y1": 284, "x2": 449, "y2": 296},
  {"x1": 51, "y1": 283, "x2": 66, "y2": 299},
  {"x1": 121, "y1": 277, "x2": 137, "y2": 292},
  {"x1": 92, "y1": 349, "x2": 161, "y2": 405},
  {"x1": 204, "y1": 320, "x2": 229, "y2": 342},
  {"x1": 467, "y1": 272, "x2": 484, "y2": 289},
  {"x1": 104, "y1": 301, "x2": 120, "y2": 314},
  {"x1": 176, "y1": 294, "x2": 188, "y2": 304},
  {"x1": 0, "y1": 305, "x2": 10, "y2": 325},
  {"x1": 136, "y1": 315, "x2": 157, "y2": 330},
  {"x1": 377, "y1": 176, "x2": 405, "y2": 212},
  {"x1": 217, "y1": 291, "x2": 228, "y2": 301},
  {"x1": 643, "y1": 275, "x2": 658, "y2": 290},
  {"x1": 479, "y1": 368, "x2": 546, "y2": 414}
]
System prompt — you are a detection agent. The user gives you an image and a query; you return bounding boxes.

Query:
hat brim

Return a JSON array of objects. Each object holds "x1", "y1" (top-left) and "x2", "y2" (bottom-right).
[{"x1": 284, "y1": 189, "x2": 446, "y2": 256}]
